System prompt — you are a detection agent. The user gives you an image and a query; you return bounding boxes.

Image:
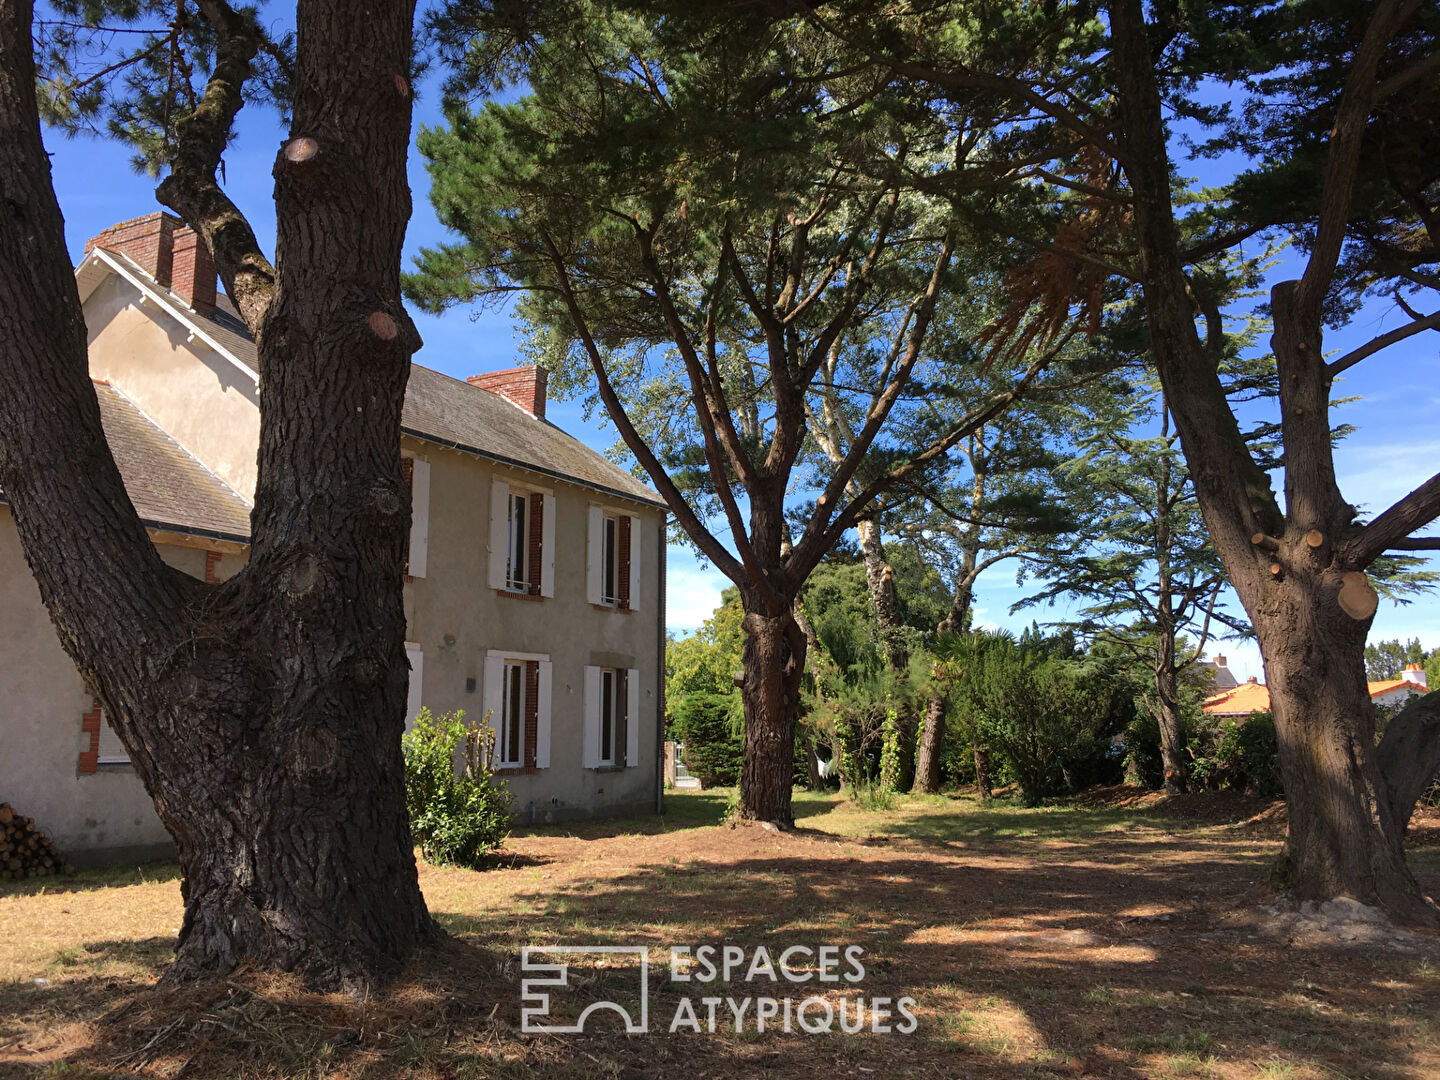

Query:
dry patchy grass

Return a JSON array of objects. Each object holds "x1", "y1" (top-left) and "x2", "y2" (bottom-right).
[{"x1": 2, "y1": 788, "x2": 1439, "y2": 1079}]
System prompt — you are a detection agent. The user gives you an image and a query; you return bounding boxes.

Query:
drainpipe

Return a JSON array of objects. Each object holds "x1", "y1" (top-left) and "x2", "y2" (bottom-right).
[{"x1": 656, "y1": 514, "x2": 667, "y2": 815}]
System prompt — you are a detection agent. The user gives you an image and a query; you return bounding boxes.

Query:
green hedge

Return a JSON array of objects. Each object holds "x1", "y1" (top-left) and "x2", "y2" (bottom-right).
[{"x1": 670, "y1": 692, "x2": 745, "y2": 788}]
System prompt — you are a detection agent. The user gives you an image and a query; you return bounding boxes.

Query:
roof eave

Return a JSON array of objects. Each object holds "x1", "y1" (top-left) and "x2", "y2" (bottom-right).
[{"x1": 401, "y1": 426, "x2": 668, "y2": 511}]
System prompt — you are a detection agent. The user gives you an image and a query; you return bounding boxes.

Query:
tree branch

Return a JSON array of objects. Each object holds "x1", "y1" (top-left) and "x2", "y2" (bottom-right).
[
  {"x1": 1375, "y1": 690, "x2": 1440, "y2": 832},
  {"x1": 1327, "y1": 309, "x2": 1440, "y2": 378},
  {"x1": 1387, "y1": 536, "x2": 1440, "y2": 550},
  {"x1": 1295, "y1": 0, "x2": 1415, "y2": 319},
  {"x1": 539, "y1": 234, "x2": 749, "y2": 588},
  {"x1": 1342, "y1": 472, "x2": 1440, "y2": 569},
  {"x1": 153, "y1": 0, "x2": 276, "y2": 333}
]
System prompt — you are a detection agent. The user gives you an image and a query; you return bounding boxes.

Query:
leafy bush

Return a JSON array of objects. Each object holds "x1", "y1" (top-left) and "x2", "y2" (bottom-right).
[
  {"x1": 947, "y1": 632, "x2": 1118, "y2": 806},
  {"x1": 402, "y1": 708, "x2": 511, "y2": 867},
  {"x1": 851, "y1": 779, "x2": 897, "y2": 812},
  {"x1": 1123, "y1": 712, "x2": 1169, "y2": 790},
  {"x1": 1189, "y1": 712, "x2": 1282, "y2": 797},
  {"x1": 670, "y1": 692, "x2": 745, "y2": 788}
]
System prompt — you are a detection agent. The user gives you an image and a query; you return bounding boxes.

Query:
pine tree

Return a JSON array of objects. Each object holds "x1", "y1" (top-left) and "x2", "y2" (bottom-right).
[
  {"x1": 0, "y1": 0, "x2": 436, "y2": 986},
  {"x1": 408, "y1": 2, "x2": 1092, "y2": 823}
]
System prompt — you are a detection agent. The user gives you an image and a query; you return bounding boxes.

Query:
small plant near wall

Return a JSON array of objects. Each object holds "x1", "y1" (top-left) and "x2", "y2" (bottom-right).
[{"x1": 402, "y1": 708, "x2": 512, "y2": 867}]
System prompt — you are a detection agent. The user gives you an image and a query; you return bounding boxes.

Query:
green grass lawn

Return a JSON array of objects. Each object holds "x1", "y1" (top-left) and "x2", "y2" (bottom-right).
[{"x1": 3, "y1": 787, "x2": 1438, "y2": 1079}]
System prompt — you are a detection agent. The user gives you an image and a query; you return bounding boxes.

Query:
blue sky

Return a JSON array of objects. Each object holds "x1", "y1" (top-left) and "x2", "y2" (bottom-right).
[{"x1": 42, "y1": 35, "x2": 1438, "y2": 678}]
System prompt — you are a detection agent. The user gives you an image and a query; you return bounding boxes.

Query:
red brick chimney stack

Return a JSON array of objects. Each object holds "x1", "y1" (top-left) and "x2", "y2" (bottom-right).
[
  {"x1": 85, "y1": 211, "x2": 217, "y2": 315},
  {"x1": 467, "y1": 366, "x2": 548, "y2": 419}
]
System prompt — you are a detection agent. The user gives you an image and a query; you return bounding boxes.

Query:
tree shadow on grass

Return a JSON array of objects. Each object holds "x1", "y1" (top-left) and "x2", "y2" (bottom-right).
[
  {"x1": 0, "y1": 860, "x2": 180, "y2": 899},
  {"x1": 428, "y1": 847, "x2": 1440, "y2": 1079}
]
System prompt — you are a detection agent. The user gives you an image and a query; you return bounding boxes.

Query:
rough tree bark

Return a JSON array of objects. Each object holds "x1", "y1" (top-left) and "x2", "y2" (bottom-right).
[
  {"x1": 1109, "y1": 0, "x2": 1440, "y2": 921},
  {"x1": 914, "y1": 434, "x2": 1004, "y2": 795},
  {"x1": 1153, "y1": 439, "x2": 1188, "y2": 796},
  {"x1": 857, "y1": 518, "x2": 907, "y2": 670},
  {"x1": 0, "y1": 0, "x2": 438, "y2": 986}
]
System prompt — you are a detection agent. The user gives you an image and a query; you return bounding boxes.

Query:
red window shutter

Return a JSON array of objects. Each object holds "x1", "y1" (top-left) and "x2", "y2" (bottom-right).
[
  {"x1": 617, "y1": 514, "x2": 632, "y2": 610},
  {"x1": 524, "y1": 660, "x2": 540, "y2": 767},
  {"x1": 528, "y1": 492, "x2": 544, "y2": 596},
  {"x1": 401, "y1": 457, "x2": 414, "y2": 576}
]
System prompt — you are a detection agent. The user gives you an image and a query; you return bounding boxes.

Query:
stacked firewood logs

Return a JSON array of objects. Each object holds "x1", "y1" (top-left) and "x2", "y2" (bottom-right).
[{"x1": 0, "y1": 803, "x2": 72, "y2": 879}]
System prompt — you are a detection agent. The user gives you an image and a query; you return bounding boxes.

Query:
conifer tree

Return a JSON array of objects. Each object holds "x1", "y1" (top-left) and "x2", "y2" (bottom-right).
[{"x1": 0, "y1": 0, "x2": 436, "y2": 985}]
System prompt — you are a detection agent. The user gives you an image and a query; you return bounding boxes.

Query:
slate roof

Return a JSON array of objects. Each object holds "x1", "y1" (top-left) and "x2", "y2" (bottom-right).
[
  {"x1": 197, "y1": 294, "x2": 661, "y2": 507},
  {"x1": 93, "y1": 382, "x2": 252, "y2": 540}
]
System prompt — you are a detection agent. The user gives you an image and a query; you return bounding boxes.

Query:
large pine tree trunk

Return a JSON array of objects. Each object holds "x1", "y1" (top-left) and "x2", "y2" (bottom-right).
[
  {"x1": 857, "y1": 518, "x2": 907, "y2": 669},
  {"x1": 913, "y1": 692, "x2": 947, "y2": 794},
  {"x1": 1109, "y1": 0, "x2": 1439, "y2": 923},
  {"x1": 1154, "y1": 645, "x2": 1188, "y2": 796},
  {"x1": 0, "y1": 0, "x2": 439, "y2": 988},
  {"x1": 738, "y1": 609, "x2": 807, "y2": 824},
  {"x1": 1257, "y1": 583, "x2": 1434, "y2": 922}
]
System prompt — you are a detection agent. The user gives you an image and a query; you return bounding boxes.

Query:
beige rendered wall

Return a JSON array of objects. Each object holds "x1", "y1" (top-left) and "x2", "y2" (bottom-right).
[
  {"x1": 0, "y1": 509, "x2": 242, "y2": 864},
  {"x1": 83, "y1": 274, "x2": 260, "y2": 499},
  {"x1": 402, "y1": 439, "x2": 664, "y2": 822}
]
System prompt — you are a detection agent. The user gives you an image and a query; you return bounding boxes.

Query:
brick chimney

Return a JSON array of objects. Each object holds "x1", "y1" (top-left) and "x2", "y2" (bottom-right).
[
  {"x1": 1214, "y1": 655, "x2": 1227, "y2": 667},
  {"x1": 467, "y1": 365, "x2": 548, "y2": 419},
  {"x1": 1402, "y1": 663, "x2": 1428, "y2": 689},
  {"x1": 85, "y1": 211, "x2": 217, "y2": 314}
]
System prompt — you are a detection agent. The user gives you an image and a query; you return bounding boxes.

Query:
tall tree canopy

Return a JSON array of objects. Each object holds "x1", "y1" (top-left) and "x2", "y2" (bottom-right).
[
  {"x1": 1, "y1": 0, "x2": 435, "y2": 986},
  {"x1": 408, "y1": 1, "x2": 1112, "y2": 822},
  {"x1": 802, "y1": 0, "x2": 1440, "y2": 917}
]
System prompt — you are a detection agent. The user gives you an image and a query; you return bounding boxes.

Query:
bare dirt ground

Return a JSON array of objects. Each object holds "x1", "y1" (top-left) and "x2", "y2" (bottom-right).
[{"x1": 2, "y1": 787, "x2": 1439, "y2": 1079}]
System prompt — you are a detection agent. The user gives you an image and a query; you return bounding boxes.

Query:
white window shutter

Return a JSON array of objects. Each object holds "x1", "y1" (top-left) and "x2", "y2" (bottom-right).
[
  {"x1": 407, "y1": 459, "x2": 430, "y2": 578},
  {"x1": 582, "y1": 665, "x2": 601, "y2": 768},
  {"x1": 405, "y1": 646, "x2": 424, "y2": 731},
  {"x1": 586, "y1": 505, "x2": 605, "y2": 605},
  {"x1": 625, "y1": 668, "x2": 641, "y2": 767},
  {"x1": 626, "y1": 515, "x2": 642, "y2": 612},
  {"x1": 536, "y1": 660, "x2": 553, "y2": 768},
  {"x1": 482, "y1": 654, "x2": 505, "y2": 743},
  {"x1": 488, "y1": 479, "x2": 509, "y2": 590},
  {"x1": 96, "y1": 709, "x2": 130, "y2": 764},
  {"x1": 541, "y1": 493, "x2": 557, "y2": 598}
]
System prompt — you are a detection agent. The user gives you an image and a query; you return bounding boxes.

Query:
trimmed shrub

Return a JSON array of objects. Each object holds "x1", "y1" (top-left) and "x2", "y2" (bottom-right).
[
  {"x1": 670, "y1": 692, "x2": 744, "y2": 788},
  {"x1": 402, "y1": 708, "x2": 511, "y2": 867},
  {"x1": 1189, "y1": 711, "x2": 1282, "y2": 797}
]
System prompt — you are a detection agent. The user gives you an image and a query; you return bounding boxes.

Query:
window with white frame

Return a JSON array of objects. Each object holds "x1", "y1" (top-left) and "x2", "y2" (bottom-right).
[
  {"x1": 483, "y1": 651, "x2": 552, "y2": 769},
  {"x1": 587, "y1": 507, "x2": 641, "y2": 610},
  {"x1": 97, "y1": 707, "x2": 130, "y2": 765},
  {"x1": 584, "y1": 665, "x2": 640, "y2": 768},
  {"x1": 602, "y1": 513, "x2": 620, "y2": 604},
  {"x1": 500, "y1": 659, "x2": 526, "y2": 766},
  {"x1": 506, "y1": 491, "x2": 529, "y2": 591},
  {"x1": 489, "y1": 480, "x2": 555, "y2": 597}
]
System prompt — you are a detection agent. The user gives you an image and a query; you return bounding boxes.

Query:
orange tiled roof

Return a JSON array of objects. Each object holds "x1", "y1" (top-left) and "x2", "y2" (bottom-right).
[
  {"x1": 1203, "y1": 677, "x2": 1427, "y2": 715},
  {"x1": 1202, "y1": 681, "x2": 1272, "y2": 715},
  {"x1": 1367, "y1": 679, "x2": 1410, "y2": 697}
]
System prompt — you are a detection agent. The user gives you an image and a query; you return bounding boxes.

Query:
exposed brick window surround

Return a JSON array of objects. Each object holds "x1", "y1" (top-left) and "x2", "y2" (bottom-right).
[
  {"x1": 77, "y1": 699, "x2": 102, "y2": 774},
  {"x1": 204, "y1": 551, "x2": 222, "y2": 585}
]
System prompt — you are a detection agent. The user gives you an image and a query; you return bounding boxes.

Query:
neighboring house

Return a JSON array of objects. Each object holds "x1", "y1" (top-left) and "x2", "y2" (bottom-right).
[
  {"x1": 1367, "y1": 664, "x2": 1430, "y2": 709},
  {"x1": 1198, "y1": 654, "x2": 1240, "y2": 692},
  {"x1": 1202, "y1": 664, "x2": 1429, "y2": 717},
  {"x1": 1, "y1": 213, "x2": 668, "y2": 863}
]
